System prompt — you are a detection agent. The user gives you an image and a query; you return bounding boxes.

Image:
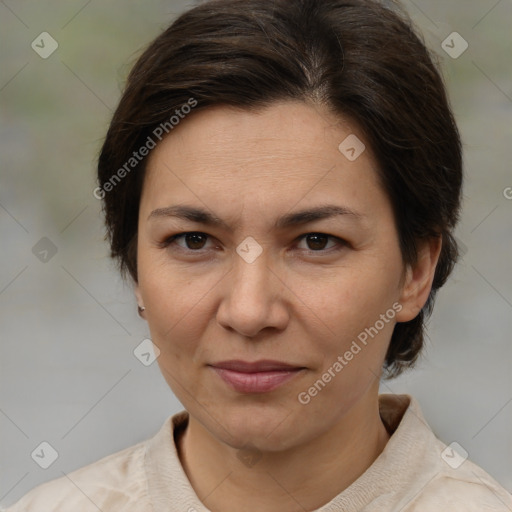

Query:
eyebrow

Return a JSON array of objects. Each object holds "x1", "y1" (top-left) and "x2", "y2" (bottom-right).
[{"x1": 148, "y1": 204, "x2": 364, "y2": 230}]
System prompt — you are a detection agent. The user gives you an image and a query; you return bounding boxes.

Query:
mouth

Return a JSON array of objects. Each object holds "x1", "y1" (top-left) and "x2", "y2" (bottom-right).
[{"x1": 208, "y1": 360, "x2": 306, "y2": 393}]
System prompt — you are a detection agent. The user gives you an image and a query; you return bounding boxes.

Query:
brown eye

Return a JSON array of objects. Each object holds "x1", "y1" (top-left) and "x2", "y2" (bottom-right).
[
  {"x1": 182, "y1": 233, "x2": 208, "y2": 249},
  {"x1": 305, "y1": 233, "x2": 329, "y2": 250},
  {"x1": 296, "y1": 233, "x2": 341, "y2": 252},
  {"x1": 163, "y1": 232, "x2": 212, "y2": 251}
]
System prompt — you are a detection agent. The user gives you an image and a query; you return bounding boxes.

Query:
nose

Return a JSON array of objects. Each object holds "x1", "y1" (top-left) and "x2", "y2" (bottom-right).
[{"x1": 216, "y1": 249, "x2": 290, "y2": 338}]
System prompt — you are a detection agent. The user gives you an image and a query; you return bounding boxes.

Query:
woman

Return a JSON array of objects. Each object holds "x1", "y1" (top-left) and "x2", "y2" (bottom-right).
[{"x1": 7, "y1": 0, "x2": 512, "y2": 510}]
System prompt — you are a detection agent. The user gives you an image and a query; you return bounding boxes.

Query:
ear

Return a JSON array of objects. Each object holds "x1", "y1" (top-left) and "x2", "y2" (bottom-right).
[{"x1": 395, "y1": 236, "x2": 442, "y2": 323}]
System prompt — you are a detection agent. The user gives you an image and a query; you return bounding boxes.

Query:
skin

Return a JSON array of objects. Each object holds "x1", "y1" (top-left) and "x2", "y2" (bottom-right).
[{"x1": 134, "y1": 101, "x2": 441, "y2": 512}]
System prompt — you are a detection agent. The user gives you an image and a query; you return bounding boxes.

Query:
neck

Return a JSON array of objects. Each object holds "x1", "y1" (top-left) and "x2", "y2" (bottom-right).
[{"x1": 177, "y1": 387, "x2": 390, "y2": 512}]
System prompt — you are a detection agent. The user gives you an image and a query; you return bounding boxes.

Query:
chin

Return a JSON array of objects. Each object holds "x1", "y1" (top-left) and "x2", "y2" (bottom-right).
[{"x1": 209, "y1": 403, "x2": 306, "y2": 452}]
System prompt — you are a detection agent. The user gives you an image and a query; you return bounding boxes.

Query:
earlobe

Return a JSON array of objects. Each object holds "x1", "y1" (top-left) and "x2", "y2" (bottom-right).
[
  {"x1": 395, "y1": 236, "x2": 442, "y2": 323},
  {"x1": 134, "y1": 284, "x2": 145, "y2": 317}
]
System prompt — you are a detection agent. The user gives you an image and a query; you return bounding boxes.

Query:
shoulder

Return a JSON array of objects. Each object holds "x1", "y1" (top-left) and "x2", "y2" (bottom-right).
[
  {"x1": 376, "y1": 394, "x2": 512, "y2": 511},
  {"x1": 406, "y1": 439, "x2": 512, "y2": 511},
  {"x1": 4, "y1": 440, "x2": 151, "y2": 512},
  {"x1": 409, "y1": 468, "x2": 512, "y2": 511}
]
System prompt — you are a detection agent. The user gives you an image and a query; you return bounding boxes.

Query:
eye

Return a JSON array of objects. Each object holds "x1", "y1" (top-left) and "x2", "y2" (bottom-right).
[
  {"x1": 162, "y1": 232, "x2": 214, "y2": 251},
  {"x1": 160, "y1": 231, "x2": 347, "y2": 254},
  {"x1": 296, "y1": 233, "x2": 345, "y2": 252}
]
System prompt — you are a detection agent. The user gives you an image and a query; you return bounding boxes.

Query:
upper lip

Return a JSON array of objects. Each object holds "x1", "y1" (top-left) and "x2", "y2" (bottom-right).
[{"x1": 210, "y1": 360, "x2": 304, "y2": 373}]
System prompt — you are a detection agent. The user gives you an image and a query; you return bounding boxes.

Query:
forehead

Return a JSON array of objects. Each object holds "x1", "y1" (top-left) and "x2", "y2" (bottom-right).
[
  {"x1": 148, "y1": 101, "x2": 367, "y2": 168},
  {"x1": 141, "y1": 101, "x2": 384, "y2": 220}
]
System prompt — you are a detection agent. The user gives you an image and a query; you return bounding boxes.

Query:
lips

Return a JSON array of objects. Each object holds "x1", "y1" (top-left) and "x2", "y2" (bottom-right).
[
  {"x1": 211, "y1": 360, "x2": 302, "y2": 373},
  {"x1": 209, "y1": 360, "x2": 305, "y2": 393}
]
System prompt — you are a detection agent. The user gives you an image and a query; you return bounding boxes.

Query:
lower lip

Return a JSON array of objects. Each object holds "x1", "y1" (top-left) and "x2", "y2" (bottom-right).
[{"x1": 211, "y1": 367, "x2": 303, "y2": 393}]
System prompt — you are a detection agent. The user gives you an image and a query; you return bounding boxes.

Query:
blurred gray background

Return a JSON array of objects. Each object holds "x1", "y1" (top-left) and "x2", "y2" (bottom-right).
[{"x1": 1, "y1": 0, "x2": 511, "y2": 507}]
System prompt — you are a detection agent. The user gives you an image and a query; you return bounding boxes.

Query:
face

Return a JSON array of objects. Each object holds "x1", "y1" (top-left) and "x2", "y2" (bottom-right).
[{"x1": 135, "y1": 101, "x2": 422, "y2": 452}]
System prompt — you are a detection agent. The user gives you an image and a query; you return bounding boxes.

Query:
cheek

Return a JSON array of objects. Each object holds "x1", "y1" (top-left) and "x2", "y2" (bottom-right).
[
  {"x1": 137, "y1": 252, "x2": 222, "y2": 361},
  {"x1": 302, "y1": 258, "x2": 401, "y2": 344},
  {"x1": 143, "y1": 274, "x2": 213, "y2": 399},
  {"x1": 293, "y1": 273, "x2": 398, "y2": 423}
]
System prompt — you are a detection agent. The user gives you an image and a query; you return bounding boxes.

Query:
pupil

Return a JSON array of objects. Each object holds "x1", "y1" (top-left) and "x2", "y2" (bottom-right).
[
  {"x1": 186, "y1": 233, "x2": 206, "y2": 249},
  {"x1": 308, "y1": 234, "x2": 327, "y2": 250}
]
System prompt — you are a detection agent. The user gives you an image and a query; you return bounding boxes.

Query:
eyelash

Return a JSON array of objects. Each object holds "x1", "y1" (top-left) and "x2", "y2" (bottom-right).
[{"x1": 160, "y1": 232, "x2": 348, "y2": 255}]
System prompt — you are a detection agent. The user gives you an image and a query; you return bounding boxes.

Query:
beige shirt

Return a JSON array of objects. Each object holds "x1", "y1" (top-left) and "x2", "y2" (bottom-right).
[{"x1": 4, "y1": 394, "x2": 512, "y2": 511}]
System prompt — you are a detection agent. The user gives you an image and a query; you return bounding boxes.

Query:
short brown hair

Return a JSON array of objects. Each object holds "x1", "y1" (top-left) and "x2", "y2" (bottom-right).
[{"x1": 97, "y1": 0, "x2": 463, "y2": 378}]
